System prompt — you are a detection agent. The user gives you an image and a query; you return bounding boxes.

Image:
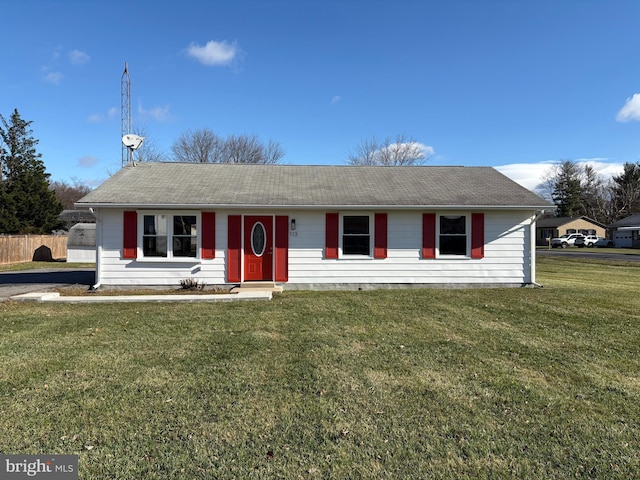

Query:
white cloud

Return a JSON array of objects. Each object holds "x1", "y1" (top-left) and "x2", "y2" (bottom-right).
[
  {"x1": 186, "y1": 40, "x2": 240, "y2": 66},
  {"x1": 419, "y1": 143, "x2": 435, "y2": 157},
  {"x1": 69, "y1": 49, "x2": 90, "y2": 65},
  {"x1": 44, "y1": 71, "x2": 63, "y2": 85},
  {"x1": 330, "y1": 95, "x2": 342, "y2": 105},
  {"x1": 495, "y1": 161, "x2": 556, "y2": 191},
  {"x1": 78, "y1": 156, "x2": 98, "y2": 167},
  {"x1": 383, "y1": 142, "x2": 434, "y2": 157},
  {"x1": 138, "y1": 101, "x2": 172, "y2": 122},
  {"x1": 82, "y1": 178, "x2": 103, "y2": 188},
  {"x1": 616, "y1": 93, "x2": 640, "y2": 122},
  {"x1": 87, "y1": 107, "x2": 117, "y2": 123},
  {"x1": 372, "y1": 142, "x2": 434, "y2": 164},
  {"x1": 496, "y1": 159, "x2": 624, "y2": 192}
]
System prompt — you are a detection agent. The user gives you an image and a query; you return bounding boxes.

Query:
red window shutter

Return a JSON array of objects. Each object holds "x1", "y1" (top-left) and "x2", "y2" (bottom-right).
[
  {"x1": 227, "y1": 215, "x2": 242, "y2": 282},
  {"x1": 374, "y1": 213, "x2": 387, "y2": 259},
  {"x1": 201, "y1": 212, "x2": 215, "y2": 259},
  {"x1": 275, "y1": 216, "x2": 289, "y2": 282},
  {"x1": 471, "y1": 213, "x2": 485, "y2": 259},
  {"x1": 123, "y1": 211, "x2": 137, "y2": 259},
  {"x1": 325, "y1": 213, "x2": 339, "y2": 259},
  {"x1": 422, "y1": 213, "x2": 436, "y2": 259}
]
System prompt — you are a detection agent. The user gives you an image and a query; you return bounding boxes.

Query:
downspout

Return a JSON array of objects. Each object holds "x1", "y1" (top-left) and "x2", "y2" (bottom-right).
[
  {"x1": 91, "y1": 208, "x2": 102, "y2": 290},
  {"x1": 529, "y1": 210, "x2": 546, "y2": 287}
]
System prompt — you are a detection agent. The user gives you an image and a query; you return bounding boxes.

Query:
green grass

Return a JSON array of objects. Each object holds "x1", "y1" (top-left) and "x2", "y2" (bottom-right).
[{"x1": 1, "y1": 257, "x2": 639, "y2": 478}]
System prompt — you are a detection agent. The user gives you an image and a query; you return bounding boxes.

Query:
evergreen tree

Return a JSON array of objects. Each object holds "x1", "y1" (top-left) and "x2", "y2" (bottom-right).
[
  {"x1": 551, "y1": 160, "x2": 584, "y2": 217},
  {"x1": 611, "y1": 162, "x2": 640, "y2": 220},
  {"x1": 0, "y1": 109, "x2": 62, "y2": 233}
]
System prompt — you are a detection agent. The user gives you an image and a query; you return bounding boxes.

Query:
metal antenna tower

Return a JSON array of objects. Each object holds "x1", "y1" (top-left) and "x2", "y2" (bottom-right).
[{"x1": 121, "y1": 62, "x2": 132, "y2": 167}]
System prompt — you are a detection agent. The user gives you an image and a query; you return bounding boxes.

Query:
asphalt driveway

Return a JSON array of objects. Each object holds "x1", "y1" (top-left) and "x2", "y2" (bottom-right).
[
  {"x1": 0, "y1": 268, "x2": 94, "y2": 300},
  {"x1": 537, "y1": 249, "x2": 640, "y2": 262}
]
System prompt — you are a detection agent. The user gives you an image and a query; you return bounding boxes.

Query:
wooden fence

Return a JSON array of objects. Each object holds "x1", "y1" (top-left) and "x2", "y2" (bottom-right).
[{"x1": 0, "y1": 235, "x2": 68, "y2": 265}]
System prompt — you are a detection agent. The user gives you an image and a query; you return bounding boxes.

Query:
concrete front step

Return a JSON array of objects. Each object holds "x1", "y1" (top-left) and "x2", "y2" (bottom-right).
[{"x1": 231, "y1": 282, "x2": 284, "y2": 293}]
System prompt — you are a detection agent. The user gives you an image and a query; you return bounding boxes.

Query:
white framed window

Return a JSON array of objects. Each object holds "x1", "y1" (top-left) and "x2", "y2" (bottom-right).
[
  {"x1": 140, "y1": 212, "x2": 199, "y2": 260},
  {"x1": 438, "y1": 214, "x2": 469, "y2": 257},
  {"x1": 341, "y1": 213, "x2": 372, "y2": 257}
]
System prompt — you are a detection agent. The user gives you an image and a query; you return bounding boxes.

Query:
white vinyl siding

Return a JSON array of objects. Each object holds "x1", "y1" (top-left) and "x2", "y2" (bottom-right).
[
  {"x1": 94, "y1": 209, "x2": 227, "y2": 286},
  {"x1": 93, "y1": 208, "x2": 535, "y2": 287},
  {"x1": 285, "y1": 210, "x2": 533, "y2": 286}
]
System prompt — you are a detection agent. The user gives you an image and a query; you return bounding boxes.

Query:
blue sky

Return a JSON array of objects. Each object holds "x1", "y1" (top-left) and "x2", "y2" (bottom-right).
[{"x1": 2, "y1": 0, "x2": 640, "y2": 191}]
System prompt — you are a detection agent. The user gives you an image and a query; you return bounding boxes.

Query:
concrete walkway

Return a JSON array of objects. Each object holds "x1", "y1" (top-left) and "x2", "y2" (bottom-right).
[
  {"x1": 10, "y1": 290, "x2": 272, "y2": 303},
  {"x1": 2, "y1": 268, "x2": 274, "y2": 303}
]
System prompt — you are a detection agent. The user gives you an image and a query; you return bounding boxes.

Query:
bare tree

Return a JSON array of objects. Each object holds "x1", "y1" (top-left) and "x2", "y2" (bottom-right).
[
  {"x1": 224, "y1": 135, "x2": 284, "y2": 164},
  {"x1": 171, "y1": 128, "x2": 285, "y2": 164},
  {"x1": 50, "y1": 178, "x2": 92, "y2": 210},
  {"x1": 347, "y1": 134, "x2": 433, "y2": 166},
  {"x1": 171, "y1": 128, "x2": 224, "y2": 163},
  {"x1": 133, "y1": 125, "x2": 168, "y2": 163}
]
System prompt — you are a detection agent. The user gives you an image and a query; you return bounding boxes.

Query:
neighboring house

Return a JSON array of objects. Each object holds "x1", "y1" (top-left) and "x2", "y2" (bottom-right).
[
  {"x1": 75, "y1": 163, "x2": 552, "y2": 289},
  {"x1": 536, "y1": 216, "x2": 606, "y2": 246},
  {"x1": 608, "y1": 214, "x2": 640, "y2": 248},
  {"x1": 58, "y1": 209, "x2": 96, "y2": 230}
]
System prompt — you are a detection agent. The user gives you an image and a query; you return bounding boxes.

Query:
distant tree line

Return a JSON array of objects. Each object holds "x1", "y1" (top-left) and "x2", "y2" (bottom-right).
[
  {"x1": 136, "y1": 128, "x2": 430, "y2": 167},
  {"x1": 132, "y1": 127, "x2": 286, "y2": 165},
  {"x1": 541, "y1": 159, "x2": 640, "y2": 224},
  {"x1": 1, "y1": 103, "x2": 436, "y2": 234}
]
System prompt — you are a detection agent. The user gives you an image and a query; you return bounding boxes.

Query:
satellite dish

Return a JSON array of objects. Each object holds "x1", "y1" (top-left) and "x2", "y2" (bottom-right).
[{"x1": 122, "y1": 134, "x2": 145, "y2": 150}]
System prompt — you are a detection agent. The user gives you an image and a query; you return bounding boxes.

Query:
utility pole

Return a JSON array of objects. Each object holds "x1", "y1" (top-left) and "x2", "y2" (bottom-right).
[{"x1": 121, "y1": 62, "x2": 132, "y2": 167}]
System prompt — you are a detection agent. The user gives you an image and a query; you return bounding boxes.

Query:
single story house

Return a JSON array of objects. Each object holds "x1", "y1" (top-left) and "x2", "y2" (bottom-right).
[
  {"x1": 75, "y1": 163, "x2": 552, "y2": 289},
  {"x1": 608, "y1": 214, "x2": 640, "y2": 248},
  {"x1": 536, "y1": 216, "x2": 606, "y2": 246}
]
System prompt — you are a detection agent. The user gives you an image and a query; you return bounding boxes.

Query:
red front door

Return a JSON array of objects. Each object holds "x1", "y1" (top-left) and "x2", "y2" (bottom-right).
[{"x1": 244, "y1": 216, "x2": 273, "y2": 281}]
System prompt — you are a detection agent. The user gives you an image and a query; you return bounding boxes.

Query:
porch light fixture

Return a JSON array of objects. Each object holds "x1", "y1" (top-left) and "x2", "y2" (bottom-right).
[{"x1": 290, "y1": 219, "x2": 296, "y2": 231}]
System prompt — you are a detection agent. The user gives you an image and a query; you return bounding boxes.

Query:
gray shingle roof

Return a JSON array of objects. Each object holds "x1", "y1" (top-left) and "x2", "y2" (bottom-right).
[
  {"x1": 609, "y1": 214, "x2": 640, "y2": 227},
  {"x1": 77, "y1": 163, "x2": 551, "y2": 209},
  {"x1": 537, "y1": 216, "x2": 604, "y2": 228}
]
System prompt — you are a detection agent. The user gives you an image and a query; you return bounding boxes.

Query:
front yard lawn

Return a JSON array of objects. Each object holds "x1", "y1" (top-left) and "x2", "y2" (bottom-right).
[{"x1": 1, "y1": 256, "x2": 638, "y2": 478}]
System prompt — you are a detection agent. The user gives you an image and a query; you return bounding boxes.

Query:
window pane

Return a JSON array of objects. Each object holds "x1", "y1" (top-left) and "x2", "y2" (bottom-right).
[
  {"x1": 343, "y1": 236, "x2": 370, "y2": 255},
  {"x1": 144, "y1": 215, "x2": 167, "y2": 235},
  {"x1": 172, "y1": 215, "x2": 197, "y2": 257},
  {"x1": 173, "y1": 236, "x2": 196, "y2": 257},
  {"x1": 344, "y1": 216, "x2": 369, "y2": 235},
  {"x1": 251, "y1": 222, "x2": 266, "y2": 256},
  {"x1": 143, "y1": 236, "x2": 167, "y2": 257},
  {"x1": 143, "y1": 215, "x2": 168, "y2": 257},
  {"x1": 173, "y1": 215, "x2": 197, "y2": 236},
  {"x1": 440, "y1": 236, "x2": 466, "y2": 255},
  {"x1": 144, "y1": 215, "x2": 156, "y2": 235},
  {"x1": 440, "y1": 216, "x2": 465, "y2": 235}
]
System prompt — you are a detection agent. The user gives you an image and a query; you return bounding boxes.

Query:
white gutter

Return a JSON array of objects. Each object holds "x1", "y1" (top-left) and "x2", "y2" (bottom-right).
[
  {"x1": 91, "y1": 208, "x2": 102, "y2": 290},
  {"x1": 529, "y1": 210, "x2": 547, "y2": 287},
  {"x1": 76, "y1": 203, "x2": 552, "y2": 211}
]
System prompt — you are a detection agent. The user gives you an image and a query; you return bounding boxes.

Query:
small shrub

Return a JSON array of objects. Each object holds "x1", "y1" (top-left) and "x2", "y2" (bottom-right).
[{"x1": 179, "y1": 278, "x2": 206, "y2": 291}]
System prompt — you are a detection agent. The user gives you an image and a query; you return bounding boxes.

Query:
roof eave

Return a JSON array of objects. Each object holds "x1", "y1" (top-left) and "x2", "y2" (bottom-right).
[{"x1": 76, "y1": 202, "x2": 552, "y2": 210}]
